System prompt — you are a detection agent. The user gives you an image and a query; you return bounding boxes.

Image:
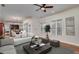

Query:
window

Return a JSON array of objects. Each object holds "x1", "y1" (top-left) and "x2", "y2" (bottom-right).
[
  {"x1": 65, "y1": 16, "x2": 75, "y2": 36},
  {"x1": 26, "y1": 23, "x2": 32, "y2": 36},
  {"x1": 51, "y1": 19, "x2": 62, "y2": 36},
  {"x1": 57, "y1": 19, "x2": 62, "y2": 35},
  {"x1": 51, "y1": 21, "x2": 56, "y2": 36},
  {"x1": 23, "y1": 23, "x2": 32, "y2": 37},
  {"x1": 41, "y1": 19, "x2": 62, "y2": 36},
  {"x1": 41, "y1": 23, "x2": 47, "y2": 33}
]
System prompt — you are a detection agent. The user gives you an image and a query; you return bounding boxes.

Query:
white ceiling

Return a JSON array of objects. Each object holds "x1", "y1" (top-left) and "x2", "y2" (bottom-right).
[{"x1": 0, "y1": 4, "x2": 79, "y2": 22}]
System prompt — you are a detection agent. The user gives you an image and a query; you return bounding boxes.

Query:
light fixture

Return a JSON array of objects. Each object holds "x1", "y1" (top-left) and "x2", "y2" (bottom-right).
[{"x1": 41, "y1": 7, "x2": 46, "y2": 10}]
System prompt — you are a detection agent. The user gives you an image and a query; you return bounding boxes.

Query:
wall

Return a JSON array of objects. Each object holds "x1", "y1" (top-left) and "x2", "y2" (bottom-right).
[
  {"x1": 31, "y1": 18, "x2": 41, "y2": 36},
  {"x1": 23, "y1": 18, "x2": 41, "y2": 36},
  {"x1": 40, "y1": 7, "x2": 79, "y2": 46}
]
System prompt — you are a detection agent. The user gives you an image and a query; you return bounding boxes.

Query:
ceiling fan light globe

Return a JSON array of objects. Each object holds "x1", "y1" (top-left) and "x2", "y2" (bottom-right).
[{"x1": 41, "y1": 7, "x2": 45, "y2": 10}]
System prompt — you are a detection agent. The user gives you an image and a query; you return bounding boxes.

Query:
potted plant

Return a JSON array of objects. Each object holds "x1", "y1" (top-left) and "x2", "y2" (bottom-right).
[{"x1": 44, "y1": 25, "x2": 50, "y2": 43}]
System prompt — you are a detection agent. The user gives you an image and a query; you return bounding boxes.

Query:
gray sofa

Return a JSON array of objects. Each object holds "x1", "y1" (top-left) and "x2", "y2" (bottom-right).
[
  {"x1": 0, "y1": 38, "x2": 17, "y2": 54},
  {"x1": 14, "y1": 37, "x2": 32, "y2": 46},
  {"x1": 0, "y1": 37, "x2": 32, "y2": 54}
]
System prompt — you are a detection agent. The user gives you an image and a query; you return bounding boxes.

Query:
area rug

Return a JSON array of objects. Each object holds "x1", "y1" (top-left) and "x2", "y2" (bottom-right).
[{"x1": 15, "y1": 43, "x2": 74, "y2": 54}]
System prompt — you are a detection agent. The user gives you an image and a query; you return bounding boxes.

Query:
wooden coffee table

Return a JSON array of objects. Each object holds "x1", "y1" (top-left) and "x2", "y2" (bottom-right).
[{"x1": 23, "y1": 43, "x2": 52, "y2": 54}]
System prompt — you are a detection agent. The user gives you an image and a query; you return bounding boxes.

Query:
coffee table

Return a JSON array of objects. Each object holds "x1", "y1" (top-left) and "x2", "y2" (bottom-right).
[{"x1": 23, "y1": 43, "x2": 52, "y2": 54}]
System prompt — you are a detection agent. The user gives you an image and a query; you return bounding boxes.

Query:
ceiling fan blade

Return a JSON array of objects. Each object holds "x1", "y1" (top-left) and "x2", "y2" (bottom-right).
[
  {"x1": 45, "y1": 6, "x2": 53, "y2": 8},
  {"x1": 34, "y1": 4, "x2": 41, "y2": 7},
  {"x1": 36, "y1": 8, "x2": 41, "y2": 11},
  {"x1": 42, "y1": 4, "x2": 46, "y2": 7}
]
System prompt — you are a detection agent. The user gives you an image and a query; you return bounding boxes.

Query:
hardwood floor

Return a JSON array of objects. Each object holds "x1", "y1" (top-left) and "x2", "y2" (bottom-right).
[{"x1": 60, "y1": 42, "x2": 79, "y2": 54}]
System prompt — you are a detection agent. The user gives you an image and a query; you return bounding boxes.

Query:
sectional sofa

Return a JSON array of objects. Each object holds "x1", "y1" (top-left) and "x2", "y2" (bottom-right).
[
  {"x1": 0, "y1": 38, "x2": 16, "y2": 54},
  {"x1": 0, "y1": 37, "x2": 32, "y2": 54}
]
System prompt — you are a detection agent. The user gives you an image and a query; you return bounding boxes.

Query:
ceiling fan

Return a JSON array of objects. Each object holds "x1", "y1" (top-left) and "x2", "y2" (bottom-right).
[{"x1": 34, "y1": 4, "x2": 53, "y2": 12}]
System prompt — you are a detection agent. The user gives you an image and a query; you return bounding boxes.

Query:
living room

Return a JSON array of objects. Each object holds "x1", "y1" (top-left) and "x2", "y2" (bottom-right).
[{"x1": 0, "y1": 4, "x2": 79, "y2": 54}]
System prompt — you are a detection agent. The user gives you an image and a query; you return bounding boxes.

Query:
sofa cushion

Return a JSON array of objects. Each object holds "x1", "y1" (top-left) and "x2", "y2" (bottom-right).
[
  {"x1": 0, "y1": 38, "x2": 14, "y2": 46},
  {"x1": 14, "y1": 37, "x2": 32, "y2": 45},
  {"x1": 0, "y1": 45, "x2": 16, "y2": 54}
]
